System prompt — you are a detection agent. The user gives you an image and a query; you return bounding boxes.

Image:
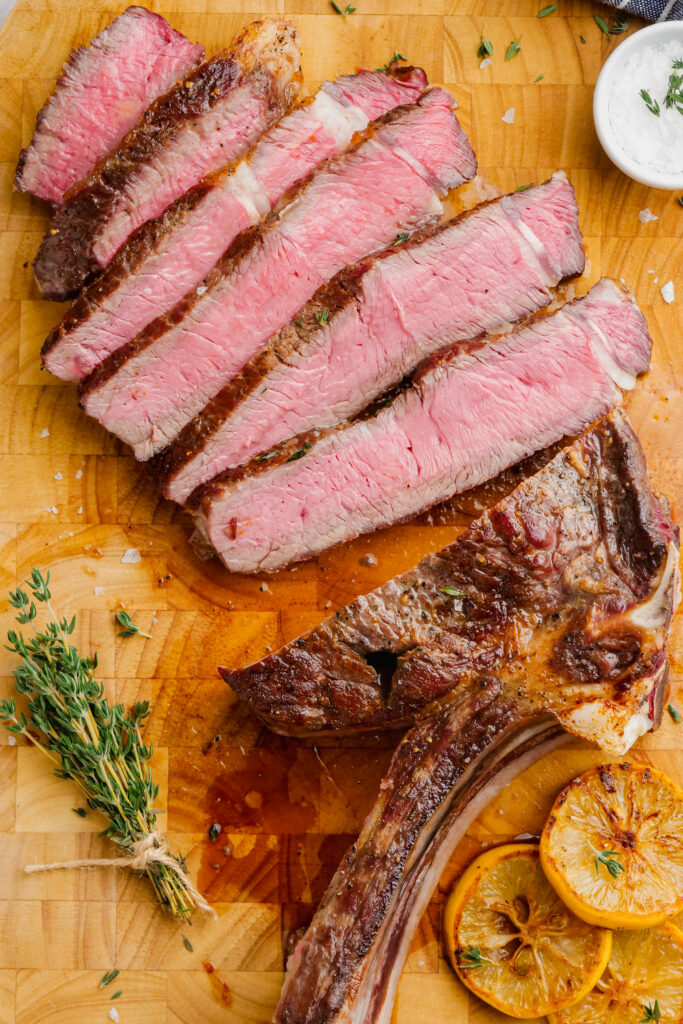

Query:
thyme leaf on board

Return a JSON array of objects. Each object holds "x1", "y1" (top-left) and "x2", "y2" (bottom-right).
[
  {"x1": 331, "y1": 0, "x2": 356, "y2": 15},
  {"x1": 314, "y1": 308, "x2": 330, "y2": 325},
  {"x1": 595, "y1": 849, "x2": 625, "y2": 879},
  {"x1": 457, "y1": 945, "x2": 492, "y2": 969},
  {"x1": 595, "y1": 14, "x2": 628, "y2": 35},
  {"x1": 477, "y1": 35, "x2": 493, "y2": 59},
  {"x1": 641, "y1": 1001, "x2": 662, "y2": 1023},
  {"x1": 534, "y1": 73, "x2": 544, "y2": 82},
  {"x1": 376, "y1": 51, "x2": 406, "y2": 71},
  {"x1": 182, "y1": 936, "x2": 194, "y2": 952},
  {"x1": 0, "y1": 570, "x2": 206, "y2": 920},
  {"x1": 505, "y1": 37, "x2": 522, "y2": 62},
  {"x1": 640, "y1": 89, "x2": 661, "y2": 118},
  {"x1": 667, "y1": 703, "x2": 682, "y2": 724},
  {"x1": 514, "y1": 183, "x2": 532, "y2": 191},
  {"x1": 538, "y1": 4, "x2": 559, "y2": 17},
  {"x1": 99, "y1": 969, "x2": 120, "y2": 989},
  {"x1": 115, "y1": 609, "x2": 152, "y2": 640}
]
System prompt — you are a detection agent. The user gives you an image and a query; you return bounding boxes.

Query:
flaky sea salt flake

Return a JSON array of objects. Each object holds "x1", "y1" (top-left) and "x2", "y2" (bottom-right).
[
  {"x1": 40, "y1": 428, "x2": 49, "y2": 438},
  {"x1": 121, "y1": 548, "x2": 141, "y2": 564},
  {"x1": 479, "y1": 57, "x2": 492, "y2": 69},
  {"x1": 638, "y1": 208, "x2": 658, "y2": 223},
  {"x1": 75, "y1": 469, "x2": 83, "y2": 479},
  {"x1": 661, "y1": 281, "x2": 675, "y2": 304},
  {"x1": 501, "y1": 107, "x2": 515, "y2": 124}
]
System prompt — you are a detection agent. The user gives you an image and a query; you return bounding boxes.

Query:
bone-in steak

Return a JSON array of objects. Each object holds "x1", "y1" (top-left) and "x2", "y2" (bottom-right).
[
  {"x1": 246, "y1": 412, "x2": 679, "y2": 1024},
  {"x1": 192, "y1": 279, "x2": 653, "y2": 573},
  {"x1": 79, "y1": 88, "x2": 476, "y2": 459},
  {"x1": 41, "y1": 66, "x2": 427, "y2": 382},
  {"x1": 222, "y1": 409, "x2": 678, "y2": 750},
  {"x1": 15, "y1": 6, "x2": 204, "y2": 206},
  {"x1": 33, "y1": 18, "x2": 302, "y2": 300},
  {"x1": 155, "y1": 172, "x2": 584, "y2": 503}
]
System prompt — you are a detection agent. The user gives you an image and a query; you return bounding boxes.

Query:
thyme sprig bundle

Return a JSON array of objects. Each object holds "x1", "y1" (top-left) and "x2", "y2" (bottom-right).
[{"x1": 0, "y1": 569, "x2": 211, "y2": 920}]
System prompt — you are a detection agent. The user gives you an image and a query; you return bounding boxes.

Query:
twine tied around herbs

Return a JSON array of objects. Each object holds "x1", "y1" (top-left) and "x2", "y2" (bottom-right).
[{"x1": 25, "y1": 829, "x2": 217, "y2": 919}]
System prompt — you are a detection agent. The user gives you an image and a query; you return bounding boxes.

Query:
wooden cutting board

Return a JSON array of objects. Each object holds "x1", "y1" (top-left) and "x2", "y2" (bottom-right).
[{"x1": 0, "y1": 1, "x2": 682, "y2": 1021}]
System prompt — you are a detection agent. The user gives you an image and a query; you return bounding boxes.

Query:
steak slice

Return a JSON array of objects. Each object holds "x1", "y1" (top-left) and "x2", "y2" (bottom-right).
[
  {"x1": 157, "y1": 171, "x2": 585, "y2": 504},
  {"x1": 192, "y1": 279, "x2": 653, "y2": 573},
  {"x1": 222, "y1": 408, "x2": 679, "y2": 746},
  {"x1": 80, "y1": 88, "x2": 477, "y2": 458},
  {"x1": 33, "y1": 18, "x2": 302, "y2": 300},
  {"x1": 41, "y1": 66, "x2": 427, "y2": 383},
  {"x1": 245, "y1": 411, "x2": 679, "y2": 1024},
  {"x1": 14, "y1": 6, "x2": 204, "y2": 207}
]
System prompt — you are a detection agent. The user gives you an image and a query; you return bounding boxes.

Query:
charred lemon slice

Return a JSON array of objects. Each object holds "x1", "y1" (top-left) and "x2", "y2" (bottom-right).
[
  {"x1": 540, "y1": 763, "x2": 683, "y2": 929},
  {"x1": 443, "y1": 843, "x2": 612, "y2": 1018},
  {"x1": 548, "y1": 924, "x2": 683, "y2": 1024}
]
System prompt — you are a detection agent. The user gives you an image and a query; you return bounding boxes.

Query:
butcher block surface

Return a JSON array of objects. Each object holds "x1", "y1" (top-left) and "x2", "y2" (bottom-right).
[{"x1": 0, "y1": 2, "x2": 681, "y2": 1022}]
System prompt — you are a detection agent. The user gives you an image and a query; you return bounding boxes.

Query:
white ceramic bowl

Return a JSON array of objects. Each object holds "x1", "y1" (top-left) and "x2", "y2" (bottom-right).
[{"x1": 593, "y1": 22, "x2": 683, "y2": 190}]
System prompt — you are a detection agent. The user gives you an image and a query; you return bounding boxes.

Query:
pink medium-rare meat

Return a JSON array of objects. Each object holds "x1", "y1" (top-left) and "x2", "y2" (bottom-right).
[
  {"x1": 156, "y1": 172, "x2": 585, "y2": 504},
  {"x1": 192, "y1": 279, "x2": 653, "y2": 573},
  {"x1": 15, "y1": 6, "x2": 204, "y2": 206},
  {"x1": 33, "y1": 19, "x2": 302, "y2": 301},
  {"x1": 42, "y1": 66, "x2": 428, "y2": 383},
  {"x1": 79, "y1": 88, "x2": 477, "y2": 458},
  {"x1": 223, "y1": 409, "x2": 678, "y2": 745}
]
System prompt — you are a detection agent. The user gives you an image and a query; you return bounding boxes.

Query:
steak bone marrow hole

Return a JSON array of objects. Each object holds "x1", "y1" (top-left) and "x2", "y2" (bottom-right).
[
  {"x1": 154, "y1": 171, "x2": 585, "y2": 504},
  {"x1": 191, "y1": 279, "x2": 653, "y2": 574},
  {"x1": 42, "y1": 64, "x2": 429, "y2": 382},
  {"x1": 15, "y1": 5, "x2": 204, "y2": 206},
  {"x1": 79, "y1": 88, "x2": 477, "y2": 457},
  {"x1": 33, "y1": 18, "x2": 303, "y2": 300},
  {"x1": 221, "y1": 409, "x2": 679, "y2": 747},
  {"x1": 246, "y1": 417, "x2": 678, "y2": 1024}
]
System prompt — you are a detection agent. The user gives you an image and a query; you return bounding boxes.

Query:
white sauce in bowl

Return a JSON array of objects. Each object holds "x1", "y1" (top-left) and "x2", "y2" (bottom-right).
[{"x1": 608, "y1": 40, "x2": 683, "y2": 176}]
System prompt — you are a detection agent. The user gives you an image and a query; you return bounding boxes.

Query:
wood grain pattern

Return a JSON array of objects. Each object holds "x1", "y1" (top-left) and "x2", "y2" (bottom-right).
[{"x1": 0, "y1": 2, "x2": 681, "y2": 1022}]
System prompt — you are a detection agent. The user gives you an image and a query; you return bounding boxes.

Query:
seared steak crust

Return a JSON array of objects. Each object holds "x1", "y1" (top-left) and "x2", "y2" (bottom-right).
[
  {"x1": 274, "y1": 691, "x2": 564, "y2": 1023},
  {"x1": 221, "y1": 410, "x2": 678, "y2": 749},
  {"x1": 34, "y1": 20, "x2": 301, "y2": 300}
]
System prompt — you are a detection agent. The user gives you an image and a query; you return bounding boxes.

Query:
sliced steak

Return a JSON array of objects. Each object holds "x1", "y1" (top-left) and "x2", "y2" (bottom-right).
[
  {"x1": 157, "y1": 172, "x2": 584, "y2": 503},
  {"x1": 222, "y1": 408, "x2": 678, "y2": 746},
  {"x1": 80, "y1": 89, "x2": 477, "y2": 457},
  {"x1": 33, "y1": 18, "x2": 302, "y2": 300},
  {"x1": 15, "y1": 6, "x2": 203, "y2": 206},
  {"x1": 42, "y1": 66, "x2": 427, "y2": 383},
  {"x1": 192, "y1": 279, "x2": 653, "y2": 573}
]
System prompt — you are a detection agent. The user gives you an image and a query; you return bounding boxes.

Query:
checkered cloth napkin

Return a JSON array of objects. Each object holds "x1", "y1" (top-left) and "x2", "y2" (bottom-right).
[{"x1": 602, "y1": 0, "x2": 682, "y2": 18}]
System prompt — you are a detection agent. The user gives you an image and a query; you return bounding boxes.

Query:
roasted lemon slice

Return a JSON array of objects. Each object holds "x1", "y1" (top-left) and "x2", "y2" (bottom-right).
[
  {"x1": 548, "y1": 924, "x2": 683, "y2": 1024},
  {"x1": 540, "y1": 763, "x2": 683, "y2": 929},
  {"x1": 443, "y1": 843, "x2": 612, "y2": 1018}
]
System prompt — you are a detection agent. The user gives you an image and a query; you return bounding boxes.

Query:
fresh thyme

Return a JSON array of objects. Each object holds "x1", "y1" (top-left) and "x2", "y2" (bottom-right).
[
  {"x1": 667, "y1": 703, "x2": 682, "y2": 724},
  {"x1": 99, "y1": 969, "x2": 120, "y2": 989},
  {"x1": 115, "y1": 609, "x2": 152, "y2": 640},
  {"x1": 314, "y1": 309, "x2": 330, "y2": 325},
  {"x1": 73, "y1": 806, "x2": 87, "y2": 817},
  {"x1": 331, "y1": 0, "x2": 356, "y2": 15},
  {"x1": 287, "y1": 441, "x2": 313, "y2": 462},
  {"x1": 505, "y1": 37, "x2": 522, "y2": 62},
  {"x1": 595, "y1": 849, "x2": 625, "y2": 879},
  {"x1": 111, "y1": 991, "x2": 123, "y2": 1000},
  {"x1": 440, "y1": 585, "x2": 465, "y2": 597},
  {"x1": 641, "y1": 1001, "x2": 662, "y2": 1023},
  {"x1": 515, "y1": 183, "x2": 532, "y2": 191},
  {"x1": 640, "y1": 89, "x2": 661, "y2": 118},
  {"x1": 538, "y1": 4, "x2": 558, "y2": 17},
  {"x1": 394, "y1": 232, "x2": 410, "y2": 245},
  {"x1": 595, "y1": 14, "x2": 627, "y2": 36},
  {"x1": 0, "y1": 569, "x2": 208, "y2": 920},
  {"x1": 477, "y1": 35, "x2": 493, "y2": 59},
  {"x1": 458, "y1": 945, "x2": 492, "y2": 969},
  {"x1": 377, "y1": 51, "x2": 406, "y2": 72},
  {"x1": 208, "y1": 822, "x2": 222, "y2": 842},
  {"x1": 182, "y1": 936, "x2": 194, "y2": 952},
  {"x1": 678, "y1": 197, "x2": 683, "y2": 208},
  {"x1": 534, "y1": 74, "x2": 544, "y2": 82},
  {"x1": 663, "y1": 64, "x2": 683, "y2": 115}
]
